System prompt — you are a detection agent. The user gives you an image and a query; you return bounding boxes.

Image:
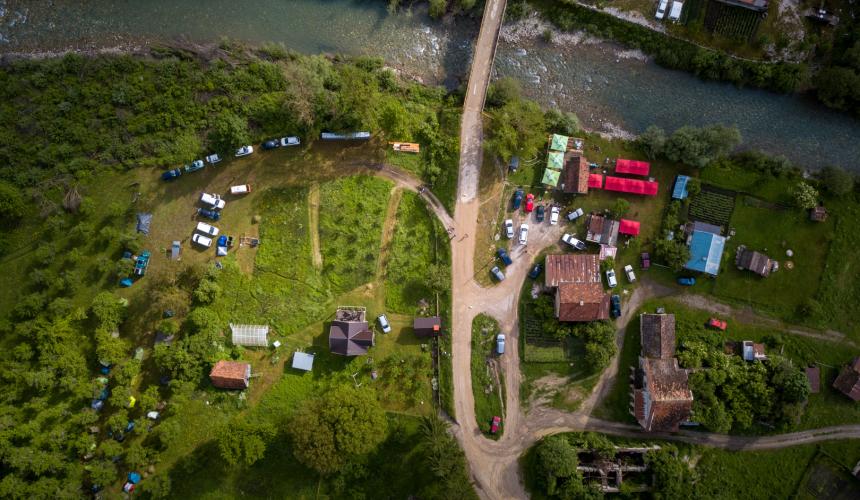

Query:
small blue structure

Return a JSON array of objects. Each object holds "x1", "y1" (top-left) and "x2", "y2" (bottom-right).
[
  {"x1": 128, "y1": 472, "x2": 141, "y2": 484},
  {"x1": 685, "y1": 230, "x2": 726, "y2": 276},
  {"x1": 672, "y1": 175, "x2": 690, "y2": 200},
  {"x1": 119, "y1": 278, "x2": 133, "y2": 288}
]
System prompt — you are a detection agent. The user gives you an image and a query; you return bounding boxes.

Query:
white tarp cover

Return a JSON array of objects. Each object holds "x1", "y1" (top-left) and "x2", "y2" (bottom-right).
[
  {"x1": 230, "y1": 323, "x2": 269, "y2": 347},
  {"x1": 292, "y1": 352, "x2": 314, "y2": 371}
]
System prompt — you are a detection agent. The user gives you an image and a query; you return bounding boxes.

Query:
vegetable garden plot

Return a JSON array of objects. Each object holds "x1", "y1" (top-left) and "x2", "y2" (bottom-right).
[{"x1": 688, "y1": 186, "x2": 736, "y2": 228}]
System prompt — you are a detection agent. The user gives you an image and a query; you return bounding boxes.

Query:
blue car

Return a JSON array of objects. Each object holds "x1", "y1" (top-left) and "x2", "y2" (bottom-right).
[
  {"x1": 161, "y1": 168, "x2": 182, "y2": 181},
  {"x1": 677, "y1": 277, "x2": 696, "y2": 286},
  {"x1": 610, "y1": 294, "x2": 621, "y2": 318},
  {"x1": 497, "y1": 248, "x2": 513, "y2": 266},
  {"x1": 528, "y1": 263, "x2": 543, "y2": 279},
  {"x1": 512, "y1": 189, "x2": 524, "y2": 210},
  {"x1": 197, "y1": 208, "x2": 221, "y2": 221}
]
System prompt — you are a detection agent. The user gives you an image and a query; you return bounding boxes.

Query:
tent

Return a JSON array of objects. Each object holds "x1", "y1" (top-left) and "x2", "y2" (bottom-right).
[
  {"x1": 230, "y1": 324, "x2": 269, "y2": 347},
  {"x1": 604, "y1": 176, "x2": 659, "y2": 196},
  {"x1": 619, "y1": 219, "x2": 641, "y2": 236},
  {"x1": 588, "y1": 174, "x2": 604, "y2": 189},
  {"x1": 292, "y1": 352, "x2": 315, "y2": 371},
  {"x1": 136, "y1": 213, "x2": 152, "y2": 235},
  {"x1": 672, "y1": 175, "x2": 690, "y2": 200},
  {"x1": 615, "y1": 159, "x2": 650, "y2": 176},
  {"x1": 547, "y1": 151, "x2": 564, "y2": 170},
  {"x1": 541, "y1": 168, "x2": 561, "y2": 188},
  {"x1": 119, "y1": 278, "x2": 133, "y2": 288},
  {"x1": 549, "y1": 134, "x2": 569, "y2": 152}
]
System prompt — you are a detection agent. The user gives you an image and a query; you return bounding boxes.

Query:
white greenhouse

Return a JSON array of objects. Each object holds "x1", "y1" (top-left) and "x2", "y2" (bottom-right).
[{"x1": 230, "y1": 323, "x2": 269, "y2": 347}]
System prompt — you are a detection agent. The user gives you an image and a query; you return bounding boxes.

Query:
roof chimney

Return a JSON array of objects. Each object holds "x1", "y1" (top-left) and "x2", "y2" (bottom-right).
[{"x1": 579, "y1": 301, "x2": 585, "y2": 306}]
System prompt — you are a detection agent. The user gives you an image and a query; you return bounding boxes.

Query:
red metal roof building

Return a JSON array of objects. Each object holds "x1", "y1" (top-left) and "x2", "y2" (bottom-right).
[
  {"x1": 210, "y1": 360, "x2": 251, "y2": 390},
  {"x1": 615, "y1": 159, "x2": 651, "y2": 176},
  {"x1": 588, "y1": 174, "x2": 604, "y2": 189},
  {"x1": 619, "y1": 219, "x2": 641, "y2": 236},
  {"x1": 604, "y1": 177, "x2": 659, "y2": 196}
]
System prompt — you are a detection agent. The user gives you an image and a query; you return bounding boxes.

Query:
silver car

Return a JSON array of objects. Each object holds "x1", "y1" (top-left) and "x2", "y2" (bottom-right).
[
  {"x1": 377, "y1": 314, "x2": 391, "y2": 333},
  {"x1": 519, "y1": 224, "x2": 529, "y2": 245}
]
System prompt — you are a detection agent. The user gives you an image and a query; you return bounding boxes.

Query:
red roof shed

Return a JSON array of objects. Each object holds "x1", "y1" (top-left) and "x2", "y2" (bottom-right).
[
  {"x1": 619, "y1": 219, "x2": 641, "y2": 236},
  {"x1": 588, "y1": 174, "x2": 604, "y2": 189},
  {"x1": 616, "y1": 159, "x2": 651, "y2": 176},
  {"x1": 604, "y1": 176, "x2": 659, "y2": 196}
]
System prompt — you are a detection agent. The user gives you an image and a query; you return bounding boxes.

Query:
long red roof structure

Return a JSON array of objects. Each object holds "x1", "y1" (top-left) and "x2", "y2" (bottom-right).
[
  {"x1": 588, "y1": 174, "x2": 604, "y2": 189},
  {"x1": 616, "y1": 159, "x2": 651, "y2": 176},
  {"x1": 604, "y1": 176, "x2": 659, "y2": 196},
  {"x1": 619, "y1": 219, "x2": 641, "y2": 236}
]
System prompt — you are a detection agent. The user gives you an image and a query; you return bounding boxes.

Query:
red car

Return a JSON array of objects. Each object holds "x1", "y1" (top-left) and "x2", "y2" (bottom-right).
[
  {"x1": 525, "y1": 193, "x2": 535, "y2": 212},
  {"x1": 708, "y1": 318, "x2": 727, "y2": 331},
  {"x1": 490, "y1": 416, "x2": 502, "y2": 434}
]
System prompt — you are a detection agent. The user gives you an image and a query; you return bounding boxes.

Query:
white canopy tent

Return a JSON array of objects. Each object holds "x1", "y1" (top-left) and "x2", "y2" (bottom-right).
[{"x1": 230, "y1": 323, "x2": 269, "y2": 347}]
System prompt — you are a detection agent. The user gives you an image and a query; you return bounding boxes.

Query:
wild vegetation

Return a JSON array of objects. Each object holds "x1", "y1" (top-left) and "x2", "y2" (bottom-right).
[{"x1": 471, "y1": 314, "x2": 506, "y2": 437}]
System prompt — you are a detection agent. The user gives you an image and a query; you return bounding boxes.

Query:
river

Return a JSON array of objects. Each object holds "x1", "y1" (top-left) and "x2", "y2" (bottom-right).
[{"x1": 1, "y1": 0, "x2": 858, "y2": 169}]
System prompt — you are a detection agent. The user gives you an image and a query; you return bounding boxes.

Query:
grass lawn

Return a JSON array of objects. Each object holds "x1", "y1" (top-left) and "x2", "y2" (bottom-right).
[
  {"x1": 695, "y1": 445, "x2": 818, "y2": 499},
  {"x1": 712, "y1": 199, "x2": 833, "y2": 320},
  {"x1": 472, "y1": 314, "x2": 506, "y2": 438},
  {"x1": 812, "y1": 202, "x2": 860, "y2": 340}
]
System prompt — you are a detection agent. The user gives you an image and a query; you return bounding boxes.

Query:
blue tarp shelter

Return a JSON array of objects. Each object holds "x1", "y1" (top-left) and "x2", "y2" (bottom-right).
[
  {"x1": 672, "y1": 175, "x2": 690, "y2": 200},
  {"x1": 685, "y1": 230, "x2": 726, "y2": 276},
  {"x1": 119, "y1": 278, "x2": 133, "y2": 287},
  {"x1": 136, "y1": 213, "x2": 152, "y2": 235}
]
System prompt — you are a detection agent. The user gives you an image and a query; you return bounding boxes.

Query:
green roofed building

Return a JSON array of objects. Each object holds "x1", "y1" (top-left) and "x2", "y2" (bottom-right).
[
  {"x1": 550, "y1": 134, "x2": 569, "y2": 152},
  {"x1": 542, "y1": 168, "x2": 561, "y2": 188},
  {"x1": 547, "y1": 151, "x2": 564, "y2": 170}
]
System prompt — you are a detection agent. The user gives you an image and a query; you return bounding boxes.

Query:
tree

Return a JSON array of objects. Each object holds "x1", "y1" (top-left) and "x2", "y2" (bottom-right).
[
  {"x1": 686, "y1": 177, "x2": 702, "y2": 198},
  {"x1": 580, "y1": 321, "x2": 616, "y2": 372},
  {"x1": 664, "y1": 125, "x2": 741, "y2": 168},
  {"x1": 218, "y1": 416, "x2": 275, "y2": 466},
  {"x1": 820, "y1": 165, "x2": 854, "y2": 197},
  {"x1": 428, "y1": 0, "x2": 446, "y2": 19},
  {"x1": 534, "y1": 435, "x2": 580, "y2": 496},
  {"x1": 792, "y1": 182, "x2": 819, "y2": 210},
  {"x1": 208, "y1": 111, "x2": 250, "y2": 154},
  {"x1": 654, "y1": 239, "x2": 691, "y2": 272},
  {"x1": 90, "y1": 292, "x2": 127, "y2": 328},
  {"x1": 417, "y1": 416, "x2": 475, "y2": 498},
  {"x1": 485, "y1": 99, "x2": 547, "y2": 161},
  {"x1": 486, "y1": 77, "x2": 521, "y2": 108},
  {"x1": 638, "y1": 125, "x2": 666, "y2": 159},
  {"x1": 0, "y1": 181, "x2": 26, "y2": 226},
  {"x1": 647, "y1": 446, "x2": 695, "y2": 499},
  {"x1": 289, "y1": 386, "x2": 388, "y2": 475},
  {"x1": 545, "y1": 109, "x2": 580, "y2": 136},
  {"x1": 612, "y1": 198, "x2": 630, "y2": 218}
]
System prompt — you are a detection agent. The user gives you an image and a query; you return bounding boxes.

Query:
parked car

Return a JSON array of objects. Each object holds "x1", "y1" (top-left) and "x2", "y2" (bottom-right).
[
  {"x1": 561, "y1": 233, "x2": 586, "y2": 250},
  {"x1": 200, "y1": 193, "x2": 226, "y2": 210},
  {"x1": 378, "y1": 314, "x2": 392, "y2": 333},
  {"x1": 605, "y1": 269, "x2": 618, "y2": 288},
  {"x1": 205, "y1": 153, "x2": 222, "y2": 164},
  {"x1": 536, "y1": 204, "x2": 545, "y2": 222},
  {"x1": 677, "y1": 277, "x2": 696, "y2": 286},
  {"x1": 491, "y1": 266, "x2": 505, "y2": 281},
  {"x1": 196, "y1": 222, "x2": 220, "y2": 236},
  {"x1": 497, "y1": 248, "x2": 513, "y2": 266},
  {"x1": 624, "y1": 264, "x2": 636, "y2": 283},
  {"x1": 512, "y1": 189, "x2": 524, "y2": 210},
  {"x1": 280, "y1": 136, "x2": 301, "y2": 147},
  {"x1": 235, "y1": 145, "x2": 254, "y2": 157},
  {"x1": 508, "y1": 156, "x2": 519, "y2": 172},
  {"x1": 567, "y1": 207, "x2": 584, "y2": 221},
  {"x1": 549, "y1": 206, "x2": 560, "y2": 225},
  {"x1": 525, "y1": 193, "x2": 535, "y2": 212},
  {"x1": 610, "y1": 294, "x2": 621, "y2": 318},
  {"x1": 528, "y1": 263, "x2": 543, "y2": 279},
  {"x1": 192, "y1": 233, "x2": 212, "y2": 248},
  {"x1": 504, "y1": 219, "x2": 514, "y2": 239},
  {"x1": 641, "y1": 252, "x2": 651, "y2": 269},
  {"x1": 197, "y1": 208, "x2": 220, "y2": 221},
  {"x1": 519, "y1": 224, "x2": 529, "y2": 245},
  {"x1": 708, "y1": 318, "x2": 728, "y2": 331},
  {"x1": 655, "y1": 0, "x2": 669, "y2": 19},
  {"x1": 262, "y1": 139, "x2": 280, "y2": 150},
  {"x1": 161, "y1": 168, "x2": 182, "y2": 181},
  {"x1": 496, "y1": 334, "x2": 506, "y2": 355},
  {"x1": 490, "y1": 415, "x2": 502, "y2": 434},
  {"x1": 230, "y1": 184, "x2": 251, "y2": 195},
  {"x1": 186, "y1": 160, "x2": 204, "y2": 172}
]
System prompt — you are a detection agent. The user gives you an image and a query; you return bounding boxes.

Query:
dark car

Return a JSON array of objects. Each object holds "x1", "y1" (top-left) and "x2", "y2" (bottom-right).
[
  {"x1": 536, "y1": 204, "x2": 545, "y2": 222},
  {"x1": 678, "y1": 277, "x2": 696, "y2": 286},
  {"x1": 528, "y1": 263, "x2": 543, "y2": 279},
  {"x1": 497, "y1": 248, "x2": 513, "y2": 266},
  {"x1": 512, "y1": 189, "x2": 524, "y2": 210},
  {"x1": 641, "y1": 252, "x2": 651, "y2": 269},
  {"x1": 610, "y1": 294, "x2": 621, "y2": 318},
  {"x1": 262, "y1": 139, "x2": 280, "y2": 150},
  {"x1": 197, "y1": 208, "x2": 221, "y2": 221},
  {"x1": 161, "y1": 168, "x2": 182, "y2": 181}
]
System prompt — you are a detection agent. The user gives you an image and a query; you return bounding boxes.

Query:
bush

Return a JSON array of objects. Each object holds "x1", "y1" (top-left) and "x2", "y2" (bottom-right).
[
  {"x1": 0, "y1": 180, "x2": 26, "y2": 226},
  {"x1": 792, "y1": 182, "x2": 819, "y2": 210}
]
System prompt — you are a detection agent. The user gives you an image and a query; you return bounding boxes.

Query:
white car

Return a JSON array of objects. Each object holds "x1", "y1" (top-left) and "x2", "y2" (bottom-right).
[
  {"x1": 562, "y1": 233, "x2": 586, "y2": 250},
  {"x1": 196, "y1": 222, "x2": 219, "y2": 236},
  {"x1": 655, "y1": 0, "x2": 669, "y2": 19},
  {"x1": 549, "y1": 206, "x2": 560, "y2": 225},
  {"x1": 377, "y1": 314, "x2": 391, "y2": 333},
  {"x1": 280, "y1": 136, "x2": 301, "y2": 147},
  {"x1": 606, "y1": 269, "x2": 618, "y2": 288},
  {"x1": 230, "y1": 184, "x2": 251, "y2": 195},
  {"x1": 235, "y1": 145, "x2": 254, "y2": 157},
  {"x1": 200, "y1": 192, "x2": 226, "y2": 210},
  {"x1": 567, "y1": 208, "x2": 584, "y2": 222},
  {"x1": 192, "y1": 233, "x2": 212, "y2": 248},
  {"x1": 496, "y1": 334, "x2": 506, "y2": 355},
  {"x1": 519, "y1": 224, "x2": 529, "y2": 245},
  {"x1": 624, "y1": 264, "x2": 637, "y2": 283},
  {"x1": 504, "y1": 219, "x2": 514, "y2": 239},
  {"x1": 205, "y1": 153, "x2": 222, "y2": 164}
]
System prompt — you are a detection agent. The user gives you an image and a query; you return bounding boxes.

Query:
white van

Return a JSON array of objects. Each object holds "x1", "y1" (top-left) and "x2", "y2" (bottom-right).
[
  {"x1": 230, "y1": 184, "x2": 251, "y2": 195},
  {"x1": 668, "y1": 1, "x2": 684, "y2": 21},
  {"x1": 655, "y1": 0, "x2": 669, "y2": 19}
]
